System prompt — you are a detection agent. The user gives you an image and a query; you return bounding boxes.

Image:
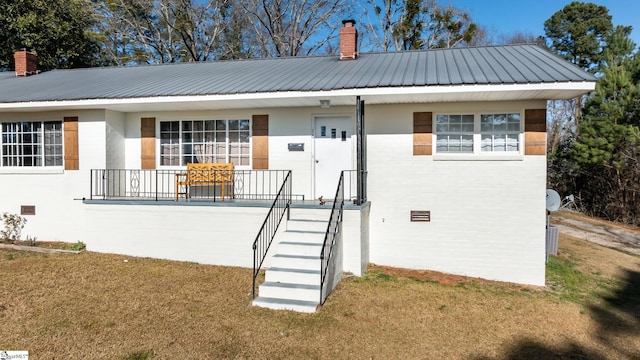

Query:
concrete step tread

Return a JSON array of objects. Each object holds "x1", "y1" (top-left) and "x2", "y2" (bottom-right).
[
  {"x1": 261, "y1": 281, "x2": 320, "y2": 290},
  {"x1": 279, "y1": 241, "x2": 323, "y2": 246},
  {"x1": 287, "y1": 212, "x2": 331, "y2": 222},
  {"x1": 288, "y1": 219, "x2": 327, "y2": 223},
  {"x1": 267, "y1": 267, "x2": 321, "y2": 275},
  {"x1": 273, "y1": 254, "x2": 320, "y2": 260},
  {"x1": 284, "y1": 229, "x2": 326, "y2": 235},
  {"x1": 279, "y1": 233, "x2": 326, "y2": 243},
  {"x1": 252, "y1": 297, "x2": 319, "y2": 312},
  {"x1": 270, "y1": 255, "x2": 321, "y2": 271}
]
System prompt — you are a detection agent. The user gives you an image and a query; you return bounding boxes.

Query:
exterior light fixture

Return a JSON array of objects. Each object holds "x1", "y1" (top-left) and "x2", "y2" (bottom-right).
[{"x1": 319, "y1": 100, "x2": 330, "y2": 108}]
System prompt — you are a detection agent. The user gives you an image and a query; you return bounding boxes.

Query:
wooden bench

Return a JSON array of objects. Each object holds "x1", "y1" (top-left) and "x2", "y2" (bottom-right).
[{"x1": 175, "y1": 163, "x2": 234, "y2": 201}]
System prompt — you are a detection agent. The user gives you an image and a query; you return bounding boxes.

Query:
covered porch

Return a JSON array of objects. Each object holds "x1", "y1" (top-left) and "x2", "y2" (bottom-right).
[
  {"x1": 87, "y1": 168, "x2": 366, "y2": 205},
  {"x1": 83, "y1": 167, "x2": 370, "y2": 312}
]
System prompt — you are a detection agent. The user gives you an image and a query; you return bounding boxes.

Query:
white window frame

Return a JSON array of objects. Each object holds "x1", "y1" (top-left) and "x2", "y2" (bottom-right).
[
  {"x1": 0, "y1": 120, "x2": 63, "y2": 168},
  {"x1": 434, "y1": 111, "x2": 524, "y2": 160},
  {"x1": 434, "y1": 114, "x2": 475, "y2": 153},
  {"x1": 158, "y1": 118, "x2": 252, "y2": 169},
  {"x1": 480, "y1": 113, "x2": 521, "y2": 153}
]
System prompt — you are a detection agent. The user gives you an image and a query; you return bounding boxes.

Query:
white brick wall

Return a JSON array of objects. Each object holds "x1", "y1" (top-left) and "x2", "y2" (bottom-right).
[
  {"x1": 0, "y1": 110, "x2": 107, "y2": 242},
  {"x1": 0, "y1": 102, "x2": 548, "y2": 285},
  {"x1": 365, "y1": 102, "x2": 547, "y2": 285},
  {"x1": 342, "y1": 205, "x2": 370, "y2": 276},
  {"x1": 122, "y1": 107, "x2": 354, "y2": 200},
  {"x1": 82, "y1": 203, "x2": 268, "y2": 267},
  {"x1": 105, "y1": 110, "x2": 126, "y2": 169}
]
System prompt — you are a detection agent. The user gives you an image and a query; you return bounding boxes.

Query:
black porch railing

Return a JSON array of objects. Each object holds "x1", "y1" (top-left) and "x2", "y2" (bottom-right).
[
  {"x1": 89, "y1": 169, "x2": 293, "y2": 202},
  {"x1": 320, "y1": 171, "x2": 345, "y2": 305},
  {"x1": 342, "y1": 169, "x2": 367, "y2": 205},
  {"x1": 251, "y1": 171, "x2": 292, "y2": 299}
]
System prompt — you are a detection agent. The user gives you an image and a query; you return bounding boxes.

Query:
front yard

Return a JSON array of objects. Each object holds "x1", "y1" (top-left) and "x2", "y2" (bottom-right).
[{"x1": 0, "y1": 232, "x2": 638, "y2": 359}]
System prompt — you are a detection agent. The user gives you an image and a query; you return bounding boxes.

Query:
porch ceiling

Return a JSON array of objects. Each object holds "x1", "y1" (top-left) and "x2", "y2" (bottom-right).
[{"x1": 0, "y1": 82, "x2": 594, "y2": 113}]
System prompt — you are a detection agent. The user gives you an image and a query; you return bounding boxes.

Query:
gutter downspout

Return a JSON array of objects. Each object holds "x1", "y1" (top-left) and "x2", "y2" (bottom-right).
[{"x1": 356, "y1": 96, "x2": 366, "y2": 205}]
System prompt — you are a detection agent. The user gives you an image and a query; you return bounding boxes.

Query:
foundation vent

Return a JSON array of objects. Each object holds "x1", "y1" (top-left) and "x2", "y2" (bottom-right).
[{"x1": 410, "y1": 210, "x2": 430, "y2": 222}]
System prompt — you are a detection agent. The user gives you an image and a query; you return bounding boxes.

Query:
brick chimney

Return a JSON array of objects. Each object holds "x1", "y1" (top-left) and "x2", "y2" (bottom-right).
[
  {"x1": 340, "y1": 20, "x2": 358, "y2": 60},
  {"x1": 14, "y1": 50, "x2": 38, "y2": 76}
]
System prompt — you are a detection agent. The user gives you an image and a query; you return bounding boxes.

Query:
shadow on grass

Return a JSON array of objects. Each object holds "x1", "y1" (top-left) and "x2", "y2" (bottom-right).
[
  {"x1": 475, "y1": 339, "x2": 606, "y2": 360},
  {"x1": 588, "y1": 269, "x2": 640, "y2": 359},
  {"x1": 474, "y1": 270, "x2": 640, "y2": 360}
]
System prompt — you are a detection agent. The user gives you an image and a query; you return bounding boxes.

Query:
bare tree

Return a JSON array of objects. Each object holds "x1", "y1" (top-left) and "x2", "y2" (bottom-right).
[
  {"x1": 240, "y1": 0, "x2": 347, "y2": 57},
  {"x1": 547, "y1": 99, "x2": 578, "y2": 154},
  {"x1": 98, "y1": 0, "x2": 232, "y2": 64},
  {"x1": 358, "y1": 0, "x2": 403, "y2": 52},
  {"x1": 497, "y1": 31, "x2": 545, "y2": 46},
  {"x1": 218, "y1": 2, "x2": 256, "y2": 59},
  {"x1": 358, "y1": 0, "x2": 481, "y2": 52},
  {"x1": 421, "y1": 1, "x2": 478, "y2": 49},
  {"x1": 171, "y1": 0, "x2": 231, "y2": 61},
  {"x1": 98, "y1": 0, "x2": 179, "y2": 64},
  {"x1": 466, "y1": 25, "x2": 492, "y2": 46}
]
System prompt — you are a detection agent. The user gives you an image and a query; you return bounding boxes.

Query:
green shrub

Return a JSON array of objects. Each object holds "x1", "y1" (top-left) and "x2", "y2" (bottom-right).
[
  {"x1": 1, "y1": 212, "x2": 27, "y2": 241},
  {"x1": 70, "y1": 241, "x2": 86, "y2": 251}
]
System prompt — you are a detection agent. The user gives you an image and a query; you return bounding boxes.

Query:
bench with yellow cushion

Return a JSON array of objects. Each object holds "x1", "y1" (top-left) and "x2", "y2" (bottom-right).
[{"x1": 175, "y1": 163, "x2": 234, "y2": 201}]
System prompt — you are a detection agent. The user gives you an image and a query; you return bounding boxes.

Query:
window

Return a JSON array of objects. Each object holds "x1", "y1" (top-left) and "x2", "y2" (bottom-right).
[
  {"x1": 434, "y1": 112, "x2": 521, "y2": 155},
  {"x1": 1, "y1": 121, "x2": 63, "y2": 167},
  {"x1": 160, "y1": 119, "x2": 250, "y2": 166},
  {"x1": 481, "y1": 113, "x2": 520, "y2": 152},
  {"x1": 435, "y1": 114, "x2": 474, "y2": 153}
]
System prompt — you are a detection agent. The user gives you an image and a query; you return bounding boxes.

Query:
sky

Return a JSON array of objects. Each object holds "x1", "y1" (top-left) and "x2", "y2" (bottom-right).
[{"x1": 449, "y1": 0, "x2": 640, "y2": 46}]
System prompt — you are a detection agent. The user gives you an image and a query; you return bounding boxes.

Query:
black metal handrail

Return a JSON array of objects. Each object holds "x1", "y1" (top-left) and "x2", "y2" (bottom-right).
[
  {"x1": 251, "y1": 171, "x2": 292, "y2": 299},
  {"x1": 89, "y1": 169, "x2": 293, "y2": 202},
  {"x1": 343, "y1": 169, "x2": 367, "y2": 205},
  {"x1": 320, "y1": 171, "x2": 345, "y2": 305}
]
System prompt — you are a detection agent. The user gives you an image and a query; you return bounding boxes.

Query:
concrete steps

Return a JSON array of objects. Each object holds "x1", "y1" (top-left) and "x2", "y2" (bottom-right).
[
  {"x1": 258, "y1": 281, "x2": 320, "y2": 302},
  {"x1": 286, "y1": 219, "x2": 328, "y2": 233},
  {"x1": 252, "y1": 209, "x2": 330, "y2": 313},
  {"x1": 251, "y1": 297, "x2": 319, "y2": 313},
  {"x1": 265, "y1": 267, "x2": 321, "y2": 285},
  {"x1": 270, "y1": 253, "x2": 321, "y2": 270}
]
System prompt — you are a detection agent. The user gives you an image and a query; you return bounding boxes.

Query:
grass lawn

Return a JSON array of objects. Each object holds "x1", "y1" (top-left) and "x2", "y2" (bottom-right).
[{"x1": 0, "y1": 234, "x2": 638, "y2": 359}]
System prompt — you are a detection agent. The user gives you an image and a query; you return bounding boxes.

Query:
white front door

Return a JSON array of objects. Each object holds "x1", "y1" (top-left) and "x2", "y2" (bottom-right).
[{"x1": 314, "y1": 116, "x2": 353, "y2": 200}]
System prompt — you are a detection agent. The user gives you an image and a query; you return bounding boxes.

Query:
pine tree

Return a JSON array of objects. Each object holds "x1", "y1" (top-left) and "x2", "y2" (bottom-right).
[
  {"x1": 544, "y1": 1, "x2": 614, "y2": 73},
  {"x1": 571, "y1": 52, "x2": 640, "y2": 223}
]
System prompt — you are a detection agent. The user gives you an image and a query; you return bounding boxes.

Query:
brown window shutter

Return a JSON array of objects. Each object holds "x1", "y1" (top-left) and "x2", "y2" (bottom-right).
[
  {"x1": 141, "y1": 118, "x2": 156, "y2": 169},
  {"x1": 413, "y1": 112, "x2": 433, "y2": 155},
  {"x1": 524, "y1": 109, "x2": 546, "y2": 155},
  {"x1": 252, "y1": 115, "x2": 269, "y2": 169},
  {"x1": 63, "y1": 117, "x2": 79, "y2": 170}
]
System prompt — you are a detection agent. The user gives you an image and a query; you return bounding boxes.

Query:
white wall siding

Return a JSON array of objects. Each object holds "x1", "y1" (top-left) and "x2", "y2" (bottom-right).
[
  {"x1": 342, "y1": 204, "x2": 370, "y2": 276},
  {"x1": 0, "y1": 110, "x2": 107, "y2": 242},
  {"x1": 105, "y1": 110, "x2": 126, "y2": 169},
  {"x1": 365, "y1": 102, "x2": 547, "y2": 285},
  {"x1": 124, "y1": 115, "x2": 141, "y2": 169},
  {"x1": 81, "y1": 204, "x2": 268, "y2": 267},
  {"x1": 123, "y1": 107, "x2": 354, "y2": 200},
  {"x1": 267, "y1": 108, "x2": 315, "y2": 199},
  {"x1": 0, "y1": 102, "x2": 547, "y2": 286},
  {"x1": 77, "y1": 111, "x2": 109, "y2": 171}
]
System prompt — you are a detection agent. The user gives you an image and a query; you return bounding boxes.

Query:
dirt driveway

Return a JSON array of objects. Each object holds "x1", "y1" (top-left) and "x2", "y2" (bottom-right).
[{"x1": 551, "y1": 210, "x2": 640, "y2": 255}]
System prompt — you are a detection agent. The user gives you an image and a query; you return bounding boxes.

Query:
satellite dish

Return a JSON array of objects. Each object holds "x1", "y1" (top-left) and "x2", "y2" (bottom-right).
[{"x1": 546, "y1": 189, "x2": 561, "y2": 212}]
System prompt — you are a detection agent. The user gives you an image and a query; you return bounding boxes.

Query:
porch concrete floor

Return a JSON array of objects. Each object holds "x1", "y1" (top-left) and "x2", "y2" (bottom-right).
[{"x1": 83, "y1": 198, "x2": 368, "y2": 210}]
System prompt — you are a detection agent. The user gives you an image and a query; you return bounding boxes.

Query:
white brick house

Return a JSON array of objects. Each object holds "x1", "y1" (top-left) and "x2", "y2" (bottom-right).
[{"x1": 0, "y1": 21, "x2": 595, "y2": 310}]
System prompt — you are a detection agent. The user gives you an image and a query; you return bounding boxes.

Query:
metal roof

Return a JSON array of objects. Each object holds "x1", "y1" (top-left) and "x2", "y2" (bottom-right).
[{"x1": 0, "y1": 44, "x2": 595, "y2": 104}]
